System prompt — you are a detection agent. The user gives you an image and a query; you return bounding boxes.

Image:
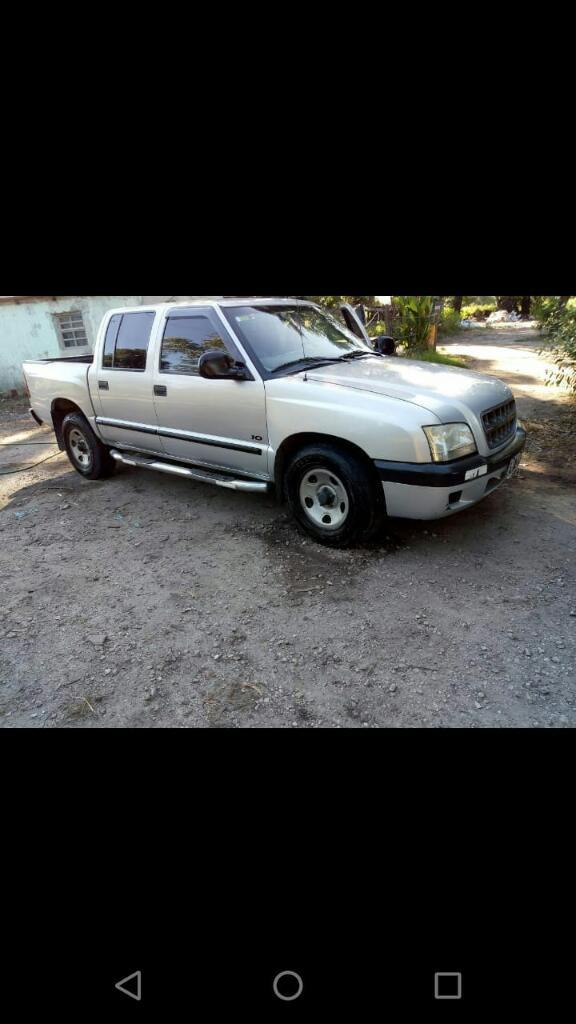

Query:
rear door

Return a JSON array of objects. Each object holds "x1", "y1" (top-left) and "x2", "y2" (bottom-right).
[
  {"x1": 95, "y1": 310, "x2": 161, "y2": 453},
  {"x1": 152, "y1": 306, "x2": 269, "y2": 478}
]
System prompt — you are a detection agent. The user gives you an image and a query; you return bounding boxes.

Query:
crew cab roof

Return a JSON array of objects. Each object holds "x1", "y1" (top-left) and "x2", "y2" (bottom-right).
[
  {"x1": 105, "y1": 297, "x2": 316, "y2": 316},
  {"x1": 166, "y1": 297, "x2": 314, "y2": 310},
  {"x1": 188, "y1": 297, "x2": 312, "y2": 307}
]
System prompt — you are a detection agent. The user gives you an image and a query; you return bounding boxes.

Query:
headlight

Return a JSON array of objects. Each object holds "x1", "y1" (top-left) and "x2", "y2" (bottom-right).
[{"x1": 423, "y1": 423, "x2": 477, "y2": 462}]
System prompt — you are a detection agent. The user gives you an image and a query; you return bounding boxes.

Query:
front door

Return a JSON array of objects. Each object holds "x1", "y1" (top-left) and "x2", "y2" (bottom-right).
[
  {"x1": 95, "y1": 310, "x2": 161, "y2": 453},
  {"x1": 153, "y1": 307, "x2": 269, "y2": 478}
]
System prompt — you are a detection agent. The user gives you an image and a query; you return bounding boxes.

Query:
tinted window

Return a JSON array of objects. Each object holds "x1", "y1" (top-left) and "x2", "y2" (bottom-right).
[
  {"x1": 113, "y1": 313, "x2": 155, "y2": 370},
  {"x1": 102, "y1": 314, "x2": 122, "y2": 368},
  {"x1": 161, "y1": 316, "x2": 229, "y2": 375}
]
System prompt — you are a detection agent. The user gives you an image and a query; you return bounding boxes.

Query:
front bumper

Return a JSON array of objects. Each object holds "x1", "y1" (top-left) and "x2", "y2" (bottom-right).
[{"x1": 375, "y1": 426, "x2": 527, "y2": 520}]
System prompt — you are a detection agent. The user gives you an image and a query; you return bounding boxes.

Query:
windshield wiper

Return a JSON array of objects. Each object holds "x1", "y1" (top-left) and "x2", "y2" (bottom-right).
[
  {"x1": 277, "y1": 351, "x2": 380, "y2": 376},
  {"x1": 336, "y1": 350, "x2": 381, "y2": 361},
  {"x1": 276, "y1": 357, "x2": 346, "y2": 375}
]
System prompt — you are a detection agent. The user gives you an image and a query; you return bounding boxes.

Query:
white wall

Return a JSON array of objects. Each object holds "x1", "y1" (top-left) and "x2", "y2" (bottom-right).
[{"x1": 0, "y1": 296, "x2": 143, "y2": 392}]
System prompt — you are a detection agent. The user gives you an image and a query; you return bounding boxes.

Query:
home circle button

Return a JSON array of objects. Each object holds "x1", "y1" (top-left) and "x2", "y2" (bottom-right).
[{"x1": 273, "y1": 971, "x2": 304, "y2": 1002}]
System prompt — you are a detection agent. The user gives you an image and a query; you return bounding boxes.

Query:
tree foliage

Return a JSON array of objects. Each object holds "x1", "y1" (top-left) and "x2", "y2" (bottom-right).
[
  {"x1": 302, "y1": 296, "x2": 377, "y2": 308},
  {"x1": 496, "y1": 296, "x2": 533, "y2": 316},
  {"x1": 535, "y1": 297, "x2": 576, "y2": 394}
]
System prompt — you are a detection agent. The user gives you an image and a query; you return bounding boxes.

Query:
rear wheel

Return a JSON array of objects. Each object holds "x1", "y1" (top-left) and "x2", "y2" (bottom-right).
[
  {"x1": 285, "y1": 444, "x2": 384, "y2": 547},
  {"x1": 62, "y1": 413, "x2": 116, "y2": 480}
]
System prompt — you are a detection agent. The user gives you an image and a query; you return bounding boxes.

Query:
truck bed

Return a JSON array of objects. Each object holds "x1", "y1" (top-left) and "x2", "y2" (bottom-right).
[{"x1": 23, "y1": 356, "x2": 97, "y2": 430}]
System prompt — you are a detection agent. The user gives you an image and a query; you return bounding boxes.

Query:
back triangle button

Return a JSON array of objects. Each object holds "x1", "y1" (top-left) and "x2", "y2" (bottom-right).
[{"x1": 115, "y1": 971, "x2": 142, "y2": 1001}]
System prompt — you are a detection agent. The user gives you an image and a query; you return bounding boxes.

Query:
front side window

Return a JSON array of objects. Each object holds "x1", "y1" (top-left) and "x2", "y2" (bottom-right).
[
  {"x1": 102, "y1": 312, "x2": 155, "y2": 371},
  {"x1": 160, "y1": 315, "x2": 230, "y2": 376},
  {"x1": 222, "y1": 305, "x2": 370, "y2": 374}
]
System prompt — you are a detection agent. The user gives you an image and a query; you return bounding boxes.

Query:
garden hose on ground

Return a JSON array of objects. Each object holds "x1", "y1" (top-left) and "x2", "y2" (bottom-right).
[{"x1": 0, "y1": 441, "x2": 62, "y2": 475}]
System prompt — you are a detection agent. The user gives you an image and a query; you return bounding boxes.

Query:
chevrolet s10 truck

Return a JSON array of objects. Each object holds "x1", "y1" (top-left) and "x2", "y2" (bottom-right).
[{"x1": 23, "y1": 298, "x2": 526, "y2": 546}]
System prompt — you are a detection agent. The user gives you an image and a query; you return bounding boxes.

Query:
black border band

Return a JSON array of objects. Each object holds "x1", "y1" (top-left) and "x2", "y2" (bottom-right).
[{"x1": 375, "y1": 428, "x2": 527, "y2": 488}]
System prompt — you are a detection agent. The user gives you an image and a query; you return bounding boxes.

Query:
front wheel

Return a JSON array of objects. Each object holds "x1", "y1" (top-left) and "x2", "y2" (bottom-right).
[
  {"x1": 285, "y1": 444, "x2": 385, "y2": 547},
  {"x1": 62, "y1": 413, "x2": 116, "y2": 480}
]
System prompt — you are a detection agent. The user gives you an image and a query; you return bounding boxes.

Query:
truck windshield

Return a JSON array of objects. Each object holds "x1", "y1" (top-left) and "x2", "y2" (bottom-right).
[{"x1": 222, "y1": 305, "x2": 373, "y2": 375}]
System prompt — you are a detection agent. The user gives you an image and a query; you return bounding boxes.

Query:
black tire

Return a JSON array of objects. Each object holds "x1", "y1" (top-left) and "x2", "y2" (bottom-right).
[
  {"x1": 285, "y1": 444, "x2": 385, "y2": 547},
  {"x1": 62, "y1": 412, "x2": 116, "y2": 480}
]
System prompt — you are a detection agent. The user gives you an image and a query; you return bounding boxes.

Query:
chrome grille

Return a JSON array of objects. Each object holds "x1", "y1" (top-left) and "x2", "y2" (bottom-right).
[{"x1": 482, "y1": 399, "x2": 517, "y2": 450}]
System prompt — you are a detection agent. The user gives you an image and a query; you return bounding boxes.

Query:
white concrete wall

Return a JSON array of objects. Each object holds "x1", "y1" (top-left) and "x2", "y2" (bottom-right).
[{"x1": 0, "y1": 296, "x2": 143, "y2": 392}]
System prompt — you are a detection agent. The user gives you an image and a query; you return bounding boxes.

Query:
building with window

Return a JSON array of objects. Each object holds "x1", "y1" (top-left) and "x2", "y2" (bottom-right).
[{"x1": 0, "y1": 295, "x2": 144, "y2": 394}]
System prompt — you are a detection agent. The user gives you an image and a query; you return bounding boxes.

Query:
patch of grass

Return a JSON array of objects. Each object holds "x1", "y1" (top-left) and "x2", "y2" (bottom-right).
[
  {"x1": 63, "y1": 697, "x2": 98, "y2": 720},
  {"x1": 203, "y1": 681, "x2": 263, "y2": 726},
  {"x1": 404, "y1": 350, "x2": 469, "y2": 368}
]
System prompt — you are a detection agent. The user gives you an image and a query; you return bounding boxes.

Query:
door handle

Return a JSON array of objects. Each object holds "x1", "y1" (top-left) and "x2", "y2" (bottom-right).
[
  {"x1": 98, "y1": 381, "x2": 110, "y2": 391},
  {"x1": 154, "y1": 385, "x2": 168, "y2": 397}
]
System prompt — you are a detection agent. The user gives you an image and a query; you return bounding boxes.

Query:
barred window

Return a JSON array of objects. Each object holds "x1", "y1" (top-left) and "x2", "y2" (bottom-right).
[{"x1": 54, "y1": 311, "x2": 89, "y2": 349}]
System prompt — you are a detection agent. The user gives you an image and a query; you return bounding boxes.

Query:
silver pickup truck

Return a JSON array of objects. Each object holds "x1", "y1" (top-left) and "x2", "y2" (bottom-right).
[{"x1": 23, "y1": 297, "x2": 526, "y2": 546}]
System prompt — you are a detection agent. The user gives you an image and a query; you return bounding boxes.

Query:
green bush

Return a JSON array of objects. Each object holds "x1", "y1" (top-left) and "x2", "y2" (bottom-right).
[
  {"x1": 533, "y1": 297, "x2": 560, "y2": 324},
  {"x1": 438, "y1": 308, "x2": 462, "y2": 336},
  {"x1": 392, "y1": 296, "x2": 435, "y2": 351},
  {"x1": 540, "y1": 303, "x2": 576, "y2": 394},
  {"x1": 533, "y1": 296, "x2": 576, "y2": 325},
  {"x1": 461, "y1": 303, "x2": 497, "y2": 321}
]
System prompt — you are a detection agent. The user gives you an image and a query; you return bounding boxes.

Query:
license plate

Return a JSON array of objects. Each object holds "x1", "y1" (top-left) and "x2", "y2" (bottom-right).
[{"x1": 506, "y1": 454, "x2": 522, "y2": 479}]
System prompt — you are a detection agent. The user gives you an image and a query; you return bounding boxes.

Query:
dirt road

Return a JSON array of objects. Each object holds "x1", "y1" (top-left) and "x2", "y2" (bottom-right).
[{"x1": 1, "y1": 327, "x2": 575, "y2": 728}]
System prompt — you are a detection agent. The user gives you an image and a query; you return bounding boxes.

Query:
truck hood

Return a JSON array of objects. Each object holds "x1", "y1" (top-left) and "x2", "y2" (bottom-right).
[{"x1": 305, "y1": 356, "x2": 513, "y2": 422}]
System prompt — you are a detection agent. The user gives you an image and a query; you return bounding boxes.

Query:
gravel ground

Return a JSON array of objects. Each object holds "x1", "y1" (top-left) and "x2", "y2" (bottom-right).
[{"x1": 1, "y1": 327, "x2": 575, "y2": 729}]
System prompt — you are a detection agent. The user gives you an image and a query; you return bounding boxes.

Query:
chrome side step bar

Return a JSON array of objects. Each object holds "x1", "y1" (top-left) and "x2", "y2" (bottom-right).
[{"x1": 109, "y1": 449, "x2": 269, "y2": 493}]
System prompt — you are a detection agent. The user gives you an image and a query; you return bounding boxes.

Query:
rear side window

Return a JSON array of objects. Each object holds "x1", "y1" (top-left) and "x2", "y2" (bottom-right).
[
  {"x1": 102, "y1": 314, "x2": 122, "y2": 367},
  {"x1": 160, "y1": 315, "x2": 229, "y2": 376},
  {"x1": 102, "y1": 312, "x2": 155, "y2": 371}
]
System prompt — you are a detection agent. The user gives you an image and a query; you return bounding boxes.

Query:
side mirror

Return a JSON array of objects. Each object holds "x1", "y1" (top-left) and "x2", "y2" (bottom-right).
[
  {"x1": 372, "y1": 336, "x2": 397, "y2": 356},
  {"x1": 198, "y1": 350, "x2": 250, "y2": 380}
]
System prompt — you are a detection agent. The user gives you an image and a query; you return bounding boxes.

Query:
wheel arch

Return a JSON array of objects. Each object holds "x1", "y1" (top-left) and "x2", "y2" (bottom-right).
[
  {"x1": 51, "y1": 399, "x2": 86, "y2": 449},
  {"x1": 274, "y1": 432, "x2": 380, "y2": 498}
]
